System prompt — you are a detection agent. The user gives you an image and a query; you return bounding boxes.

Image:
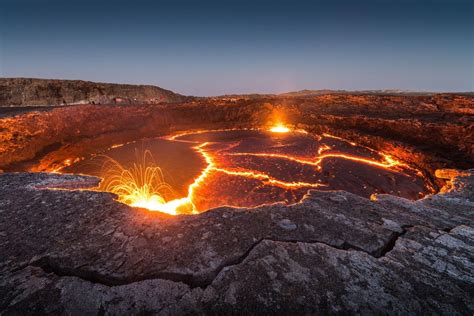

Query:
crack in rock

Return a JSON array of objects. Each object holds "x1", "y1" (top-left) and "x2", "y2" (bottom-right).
[{"x1": 29, "y1": 232, "x2": 407, "y2": 290}]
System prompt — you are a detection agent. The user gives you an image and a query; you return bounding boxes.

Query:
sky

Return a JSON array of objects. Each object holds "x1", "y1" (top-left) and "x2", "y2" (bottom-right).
[{"x1": 0, "y1": 0, "x2": 473, "y2": 96}]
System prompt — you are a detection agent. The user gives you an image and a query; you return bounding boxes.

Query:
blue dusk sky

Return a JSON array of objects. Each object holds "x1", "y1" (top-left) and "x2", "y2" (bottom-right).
[{"x1": 0, "y1": 0, "x2": 473, "y2": 96}]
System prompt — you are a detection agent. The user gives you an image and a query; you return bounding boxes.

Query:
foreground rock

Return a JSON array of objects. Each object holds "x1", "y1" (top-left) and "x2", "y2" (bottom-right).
[{"x1": 0, "y1": 170, "x2": 473, "y2": 314}]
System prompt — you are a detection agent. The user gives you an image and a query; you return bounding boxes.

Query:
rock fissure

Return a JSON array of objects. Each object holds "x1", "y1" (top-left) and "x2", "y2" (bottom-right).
[
  {"x1": 30, "y1": 255, "x2": 196, "y2": 288},
  {"x1": 27, "y1": 233, "x2": 407, "y2": 290},
  {"x1": 376, "y1": 226, "x2": 411, "y2": 257}
]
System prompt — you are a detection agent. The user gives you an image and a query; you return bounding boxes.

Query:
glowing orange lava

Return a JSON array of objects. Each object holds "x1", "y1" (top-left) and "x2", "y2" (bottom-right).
[
  {"x1": 99, "y1": 152, "x2": 194, "y2": 215},
  {"x1": 226, "y1": 150, "x2": 402, "y2": 171},
  {"x1": 58, "y1": 127, "x2": 421, "y2": 215},
  {"x1": 269, "y1": 123, "x2": 291, "y2": 133}
]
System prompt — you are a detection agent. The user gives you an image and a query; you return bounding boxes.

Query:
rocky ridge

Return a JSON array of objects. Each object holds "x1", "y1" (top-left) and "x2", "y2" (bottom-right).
[
  {"x1": 0, "y1": 78, "x2": 187, "y2": 106},
  {"x1": 0, "y1": 169, "x2": 473, "y2": 314}
]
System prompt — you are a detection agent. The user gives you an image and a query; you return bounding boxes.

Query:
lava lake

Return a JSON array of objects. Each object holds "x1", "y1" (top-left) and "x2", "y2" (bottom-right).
[{"x1": 64, "y1": 128, "x2": 430, "y2": 214}]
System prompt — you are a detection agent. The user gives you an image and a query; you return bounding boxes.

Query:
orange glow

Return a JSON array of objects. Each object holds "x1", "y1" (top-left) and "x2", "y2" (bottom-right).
[
  {"x1": 48, "y1": 157, "x2": 81, "y2": 173},
  {"x1": 130, "y1": 197, "x2": 191, "y2": 215},
  {"x1": 189, "y1": 142, "x2": 325, "y2": 199},
  {"x1": 227, "y1": 150, "x2": 402, "y2": 171},
  {"x1": 323, "y1": 133, "x2": 357, "y2": 146},
  {"x1": 269, "y1": 123, "x2": 291, "y2": 133},
  {"x1": 167, "y1": 127, "x2": 256, "y2": 141},
  {"x1": 99, "y1": 152, "x2": 194, "y2": 215},
  {"x1": 318, "y1": 144, "x2": 331, "y2": 155}
]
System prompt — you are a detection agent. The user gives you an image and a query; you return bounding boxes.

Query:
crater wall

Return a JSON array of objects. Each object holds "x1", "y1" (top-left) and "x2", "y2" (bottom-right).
[{"x1": 0, "y1": 94, "x2": 472, "y2": 191}]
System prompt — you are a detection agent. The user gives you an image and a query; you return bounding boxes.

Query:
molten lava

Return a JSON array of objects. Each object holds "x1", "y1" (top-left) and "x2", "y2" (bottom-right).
[
  {"x1": 100, "y1": 152, "x2": 194, "y2": 215},
  {"x1": 269, "y1": 123, "x2": 291, "y2": 133},
  {"x1": 60, "y1": 128, "x2": 430, "y2": 215}
]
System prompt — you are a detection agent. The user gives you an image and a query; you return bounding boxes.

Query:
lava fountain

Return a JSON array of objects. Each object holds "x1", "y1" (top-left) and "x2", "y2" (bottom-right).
[{"x1": 99, "y1": 151, "x2": 194, "y2": 215}]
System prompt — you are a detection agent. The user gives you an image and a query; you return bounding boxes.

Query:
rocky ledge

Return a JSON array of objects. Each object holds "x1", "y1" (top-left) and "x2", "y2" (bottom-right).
[{"x1": 0, "y1": 170, "x2": 473, "y2": 314}]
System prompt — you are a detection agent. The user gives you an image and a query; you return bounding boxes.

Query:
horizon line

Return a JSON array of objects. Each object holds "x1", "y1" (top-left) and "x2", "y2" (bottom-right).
[{"x1": 2, "y1": 77, "x2": 473, "y2": 97}]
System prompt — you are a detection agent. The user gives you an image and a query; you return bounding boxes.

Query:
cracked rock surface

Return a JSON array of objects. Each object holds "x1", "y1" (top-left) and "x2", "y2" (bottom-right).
[{"x1": 0, "y1": 170, "x2": 473, "y2": 314}]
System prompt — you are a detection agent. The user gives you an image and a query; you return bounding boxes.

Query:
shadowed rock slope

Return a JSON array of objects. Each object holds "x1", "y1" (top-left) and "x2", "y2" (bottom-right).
[{"x1": 0, "y1": 169, "x2": 473, "y2": 314}]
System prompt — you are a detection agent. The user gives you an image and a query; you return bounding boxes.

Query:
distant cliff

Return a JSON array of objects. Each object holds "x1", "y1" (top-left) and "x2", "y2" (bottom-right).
[{"x1": 0, "y1": 78, "x2": 188, "y2": 106}]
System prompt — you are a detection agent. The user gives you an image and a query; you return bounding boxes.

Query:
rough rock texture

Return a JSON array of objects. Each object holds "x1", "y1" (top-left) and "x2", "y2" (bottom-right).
[
  {"x1": 0, "y1": 78, "x2": 187, "y2": 106},
  {"x1": 0, "y1": 169, "x2": 473, "y2": 314}
]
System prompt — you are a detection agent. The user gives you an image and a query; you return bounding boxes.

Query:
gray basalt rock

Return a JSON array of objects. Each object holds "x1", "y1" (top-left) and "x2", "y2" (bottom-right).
[{"x1": 0, "y1": 170, "x2": 473, "y2": 314}]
